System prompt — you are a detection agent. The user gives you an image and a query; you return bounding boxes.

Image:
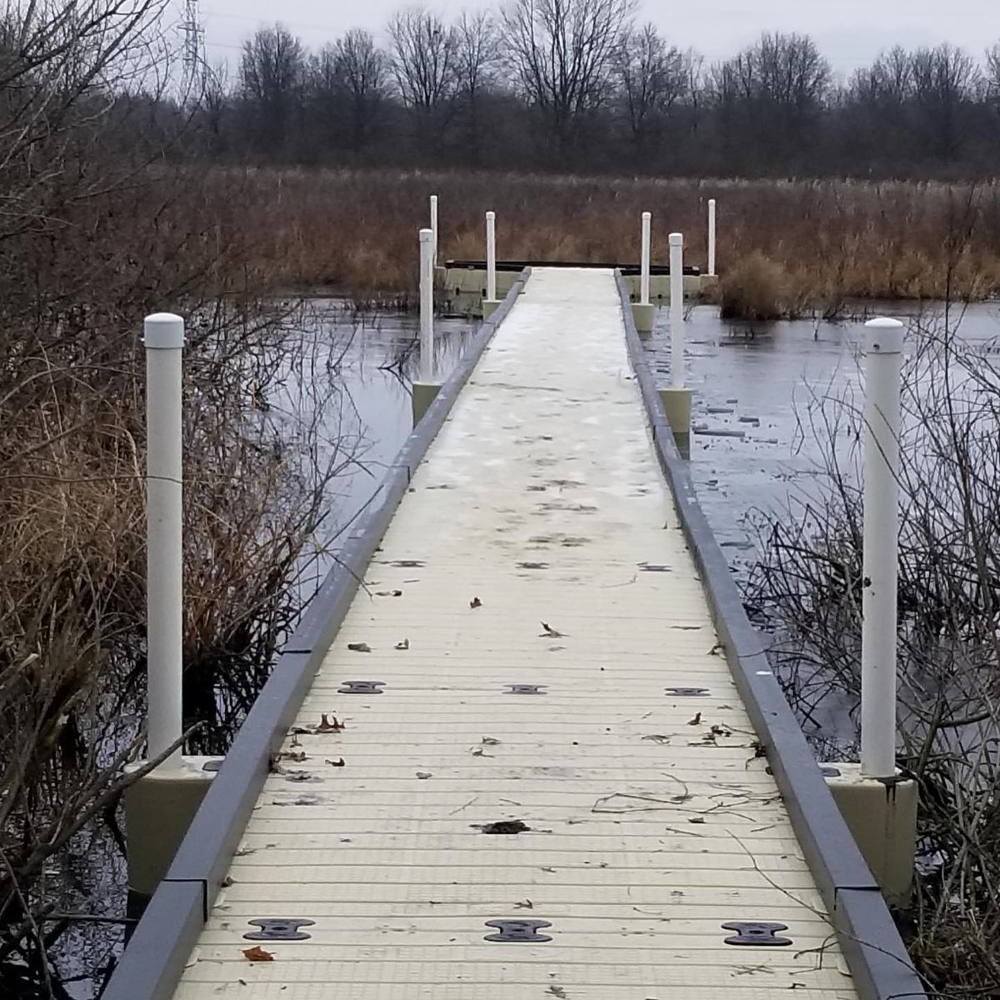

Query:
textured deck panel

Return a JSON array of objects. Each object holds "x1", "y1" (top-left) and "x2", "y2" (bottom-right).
[{"x1": 172, "y1": 269, "x2": 857, "y2": 999}]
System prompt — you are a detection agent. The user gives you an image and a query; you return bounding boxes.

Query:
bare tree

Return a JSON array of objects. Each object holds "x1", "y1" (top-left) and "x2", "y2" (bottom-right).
[
  {"x1": 852, "y1": 45, "x2": 914, "y2": 106},
  {"x1": 988, "y1": 42, "x2": 1000, "y2": 100},
  {"x1": 201, "y1": 61, "x2": 231, "y2": 146},
  {"x1": 613, "y1": 23, "x2": 688, "y2": 155},
  {"x1": 726, "y1": 32, "x2": 830, "y2": 113},
  {"x1": 710, "y1": 32, "x2": 830, "y2": 171},
  {"x1": 311, "y1": 29, "x2": 389, "y2": 157},
  {"x1": 337, "y1": 29, "x2": 388, "y2": 154},
  {"x1": 453, "y1": 10, "x2": 499, "y2": 163},
  {"x1": 842, "y1": 47, "x2": 916, "y2": 168},
  {"x1": 239, "y1": 23, "x2": 306, "y2": 155},
  {"x1": 910, "y1": 44, "x2": 979, "y2": 159},
  {"x1": 0, "y1": 0, "x2": 171, "y2": 245},
  {"x1": 387, "y1": 6, "x2": 457, "y2": 151},
  {"x1": 307, "y1": 41, "x2": 340, "y2": 148},
  {"x1": 502, "y1": 0, "x2": 636, "y2": 154}
]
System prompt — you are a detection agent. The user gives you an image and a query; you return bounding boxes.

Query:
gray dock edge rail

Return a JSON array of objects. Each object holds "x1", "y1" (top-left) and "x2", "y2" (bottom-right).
[
  {"x1": 615, "y1": 270, "x2": 925, "y2": 1000},
  {"x1": 104, "y1": 267, "x2": 926, "y2": 1000}
]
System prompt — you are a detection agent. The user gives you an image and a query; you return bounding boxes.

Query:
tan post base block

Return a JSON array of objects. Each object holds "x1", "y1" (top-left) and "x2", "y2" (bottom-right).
[
  {"x1": 411, "y1": 381, "x2": 442, "y2": 426},
  {"x1": 124, "y1": 756, "x2": 219, "y2": 900},
  {"x1": 823, "y1": 761, "x2": 918, "y2": 908},
  {"x1": 482, "y1": 298, "x2": 501, "y2": 319},
  {"x1": 658, "y1": 386, "x2": 693, "y2": 457},
  {"x1": 632, "y1": 302, "x2": 655, "y2": 334}
]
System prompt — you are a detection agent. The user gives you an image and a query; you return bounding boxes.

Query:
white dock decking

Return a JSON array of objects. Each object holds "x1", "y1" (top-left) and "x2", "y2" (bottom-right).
[{"x1": 173, "y1": 269, "x2": 858, "y2": 1000}]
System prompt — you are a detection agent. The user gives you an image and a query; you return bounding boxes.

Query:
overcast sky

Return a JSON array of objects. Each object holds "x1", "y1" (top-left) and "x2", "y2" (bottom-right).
[{"x1": 194, "y1": 0, "x2": 999, "y2": 78}]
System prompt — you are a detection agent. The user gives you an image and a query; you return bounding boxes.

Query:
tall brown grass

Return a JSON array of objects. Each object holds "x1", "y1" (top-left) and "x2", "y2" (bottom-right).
[
  {"x1": 195, "y1": 168, "x2": 1000, "y2": 306},
  {"x1": 0, "y1": 166, "x2": 355, "y2": 992}
]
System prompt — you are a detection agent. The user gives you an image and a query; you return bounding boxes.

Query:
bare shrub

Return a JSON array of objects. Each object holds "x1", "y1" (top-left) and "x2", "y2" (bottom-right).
[
  {"x1": 745, "y1": 315, "x2": 1000, "y2": 994},
  {"x1": 0, "y1": 6, "x2": 362, "y2": 995},
  {"x1": 717, "y1": 251, "x2": 792, "y2": 320}
]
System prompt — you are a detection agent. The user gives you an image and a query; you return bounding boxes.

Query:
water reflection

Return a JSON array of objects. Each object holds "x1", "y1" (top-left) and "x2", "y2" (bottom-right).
[
  {"x1": 642, "y1": 302, "x2": 999, "y2": 572},
  {"x1": 295, "y1": 302, "x2": 479, "y2": 562}
]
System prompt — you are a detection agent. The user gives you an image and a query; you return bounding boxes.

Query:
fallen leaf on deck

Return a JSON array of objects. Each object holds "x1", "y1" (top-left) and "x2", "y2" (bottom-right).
[
  {"x1": 470, "y1": 596, "x2": 482, "y2": 608},
  {"x1": 316, "y1": 714, "x2": 344, "y2": 732},
  {"x1": 326, "y1": 758, "x2": 346, "y2": 767},
  {"x1": 375, "y1": 590, "x2": 403, "y2": 597},
  {"x1": 395, "y1": 639, "x2": 410, "y2": 650},
  {"x1": 242, "y1": 946, "x2": 274, "y2": 963},
  {"x1": 477, "y1": 820, "x2": 531, "y2": 835},
  {"x1": 539, "y1": 621, "x2": 565, "y2": 637},
  {"x1": 416, "y1": 771, "x2": 432, "y2": 779},
  {"x1": 514, "y1": 898, "x2": 534, "y2": 909},
  {"x1": 687, "y1": 713, "x2": 702, "y2": 726},
  {"x1": 481, "y1": 736, "x2": 501, "y2": 745},
  {"x1": 347, "y1": 642, "x2": 371, "y2": 653}
]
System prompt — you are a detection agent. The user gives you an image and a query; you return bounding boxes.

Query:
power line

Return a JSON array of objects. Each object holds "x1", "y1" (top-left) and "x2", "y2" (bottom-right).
[{"x1": 202, "y1": 8, "x2": 349, "y2": 35}]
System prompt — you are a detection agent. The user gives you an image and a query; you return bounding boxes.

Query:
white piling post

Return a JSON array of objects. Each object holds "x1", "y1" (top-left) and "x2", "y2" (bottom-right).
[
  {"x1": 708, "y1": 199, "x2": 717, "y2": 277},
  {"x1": 669, "y1": 232, "x2": 685, "y2": 388},
  {"x1": 419, "y1": 228, "x2": 434, "y2": 382},
  {"x1": 144, "y1": 313, "x2": 185, "y2": 769},
  {"x1": 486, "y1": 211, "x2": 497, "y2": 302},
  {"x1": 860, "y1": 317, "x2": 904, "y2": 779},
  {"x1": 429, "y1": 194, "x2": 438, "y2": 268},
  {"x1": 639, "y1": 211, "x2": 651, "y2": 306}
]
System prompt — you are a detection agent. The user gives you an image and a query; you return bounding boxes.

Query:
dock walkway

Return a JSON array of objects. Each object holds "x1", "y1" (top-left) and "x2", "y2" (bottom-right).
[{"x1": 169, "y1": 269, "x2": 863, "y2": 999}]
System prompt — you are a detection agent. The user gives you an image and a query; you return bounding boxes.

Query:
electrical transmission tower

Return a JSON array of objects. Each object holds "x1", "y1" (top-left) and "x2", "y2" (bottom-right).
[{"x1": 180, "y1": 0, "x2": 205, "y2": 96}]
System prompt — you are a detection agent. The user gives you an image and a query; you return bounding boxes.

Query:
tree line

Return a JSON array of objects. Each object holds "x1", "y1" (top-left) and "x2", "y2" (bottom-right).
[{"x1": 181, "y1": 0, "x2": 1000, "y2": 179}]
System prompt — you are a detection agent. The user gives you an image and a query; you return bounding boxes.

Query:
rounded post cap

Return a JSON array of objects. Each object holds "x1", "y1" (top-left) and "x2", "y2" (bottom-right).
[
  {"x1": 486, "y1": 210, "x2": 495, "y2": 220},
  {"x1": 669, "y1": 232, "x2": 684, "y2": 246},
  {"x1": 419, "y1": 227, "x2": 433, "y2": 242},
  {"x1": 641, "y1": 211, "x2": 651, "y2": 220},
  {"x1": 709, "y1": 198, "x2": 716, "y2": 205},
  {"x1": 429, "y1": 194, "x2": 438, "y2": 203},
  {"x1": 143, "y1": 312, "x2": 185, "y2": 349},
  {"x1": 864, "y1": 316, "x2": 904, "y2": 354}
]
